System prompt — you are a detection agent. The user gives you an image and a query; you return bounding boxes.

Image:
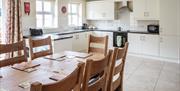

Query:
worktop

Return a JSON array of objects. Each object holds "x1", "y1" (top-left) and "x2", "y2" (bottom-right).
[{"x1": 23, "y1": 29, "x2": 159, "y2": 41}]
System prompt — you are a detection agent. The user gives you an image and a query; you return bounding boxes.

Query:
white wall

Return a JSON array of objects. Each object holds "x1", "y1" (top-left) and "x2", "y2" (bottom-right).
[{"x1": 22, "y1": 0, "x2": 86, "y2": 35}]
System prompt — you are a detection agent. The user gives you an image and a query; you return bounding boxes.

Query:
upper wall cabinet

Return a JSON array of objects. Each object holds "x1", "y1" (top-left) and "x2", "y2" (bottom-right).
[
  {"x1": 133, "y1": 0, "x2": 159, "y2": 20},
  {"x1": 86, "y1": 0, "x2": 115, "y2": 20},
  {"x1": 159, "y1": 0, "x2": 179, "y2": 36}
]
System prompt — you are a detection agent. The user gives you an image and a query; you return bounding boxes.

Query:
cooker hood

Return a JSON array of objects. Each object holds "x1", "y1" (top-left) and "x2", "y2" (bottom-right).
[{"x1": 118, "y1": 0, "x2": 133, "y2": 12}]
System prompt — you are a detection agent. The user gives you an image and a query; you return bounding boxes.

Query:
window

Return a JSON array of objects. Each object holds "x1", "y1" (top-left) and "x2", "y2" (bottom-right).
[
  {"x1": 36, "y1": 0, "x2": 57, "y2": 28},
  {"x1": 68, "y1": 3, "x2": 82, "y2": 27}
]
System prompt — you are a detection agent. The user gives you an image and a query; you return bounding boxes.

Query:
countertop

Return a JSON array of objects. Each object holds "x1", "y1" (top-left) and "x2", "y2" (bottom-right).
[{"x1": 23, "y1": 29, "x2": 159, "y2": 41}]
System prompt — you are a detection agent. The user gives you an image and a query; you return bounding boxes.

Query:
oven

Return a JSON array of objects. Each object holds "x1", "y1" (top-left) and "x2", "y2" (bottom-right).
[{"x1": 113, "y1": 32, "x2": 128, "y2": 47}]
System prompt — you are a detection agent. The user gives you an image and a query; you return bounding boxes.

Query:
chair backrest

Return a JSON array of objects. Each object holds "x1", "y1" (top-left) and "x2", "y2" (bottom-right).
[
  {"x1": 29, "y1": 36, "x2": 53, "y2": 60},
  {"x1": 107, "y1": 42, "x2": 129, "y2": 91},
  {"x1": 30, "y1": 62, "x2": 85, "y2": 91},
  {"x1": 88, "y1": 35, "x2": 108, "y2": 56},
  {"x1": 82, "y1": 50, "x2": 113, "y2": 91},
  {"x1": 0, "y1": 40, "x2": 27, "y2": 67}
]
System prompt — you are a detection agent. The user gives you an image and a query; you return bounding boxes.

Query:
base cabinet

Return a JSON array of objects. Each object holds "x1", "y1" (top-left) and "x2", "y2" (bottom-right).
[
  {"x1": 53, "y1": 37, "x2": 73, "y2": 53},
  {"x1": 72, "y1": 32, "x2": 90, "y2": 52},
  {"x1": 159, "y1": 36, "x2": 179, "y2": 59},
  {"x1": 128, "y1": 33, "x2": 160, "y2": 56}
]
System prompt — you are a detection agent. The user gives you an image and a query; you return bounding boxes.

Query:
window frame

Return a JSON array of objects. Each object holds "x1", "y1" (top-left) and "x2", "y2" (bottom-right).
[
  {"x1": 68, "y1": 3, "x2": 82, "y2": 27},
  {"x1": 36, "y1": 0, "x2": 58, "y2": 29}
]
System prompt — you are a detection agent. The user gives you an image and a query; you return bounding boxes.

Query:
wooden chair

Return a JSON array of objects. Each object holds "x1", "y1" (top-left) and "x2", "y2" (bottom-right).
[
  {"x1": 29, "y1": 36, "x2": 53, "y2": 60},
  {"x1": 30, "y1": 62, "x2": 85, "y2": 91},
  {"x1": 0, "y1": 40, "x2": 27, "y2": 67},
  {"x1": 88, "y1": 35, "x2": 108, "y2": 56},
  {"x1": 82, "y1": 50, "x2": 113, "y2": 91},
  {"x1": 107, "y1": 42, "x2": 129, "y2": 91}
]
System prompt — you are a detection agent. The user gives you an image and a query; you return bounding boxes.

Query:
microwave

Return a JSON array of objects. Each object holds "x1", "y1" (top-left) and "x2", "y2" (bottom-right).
[{"x1": 147, "y1": 25, "x2": 159, "y2": 33}]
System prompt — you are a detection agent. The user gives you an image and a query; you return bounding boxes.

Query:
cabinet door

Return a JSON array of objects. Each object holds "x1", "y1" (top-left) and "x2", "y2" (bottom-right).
[
  {"x1": 146, "y1": 0, "x2": 159, "y2": 20},
  {"x1": 160, "y1": 36, "x2": 179, "y2": 60},
  {"x1": 128, "y1": 33, "x2": 142, "y2": 54},
  {"x1": 72, "y1": 32, "x2": 90, "y2": 52},
  {"x1": 53, "y1": 38, "x2": 73, "y2": 53},
  {"x1": 133, "y1": 0, "x2": 146, "y2": 20},
  {"x1": 160, "y1": 0, "x2": 179, "y2": 35},
  {"x1": 141, "y1": 34, "x2": 160, "y2": 56},
  {"x1": 134, "y1": 0, "x2": 159, "y2": 20},
  {"x1": 86, "y1": 1, "x2": 114, "y2": 20}
]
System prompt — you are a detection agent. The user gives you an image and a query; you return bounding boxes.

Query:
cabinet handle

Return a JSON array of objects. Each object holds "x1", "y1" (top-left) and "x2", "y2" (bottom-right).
[
  {"x1": 144, "y1": 12, "x2": 149, "y2": 17},
  {"x1": 160, "y1": 37, "x2": 163, "y2": 42},
  {"x1": 160, "y1": 28, "x2": 163, "y2": 33},
  {"x1": 75, "y1": 35, "x2": 79, "y2": 39}
]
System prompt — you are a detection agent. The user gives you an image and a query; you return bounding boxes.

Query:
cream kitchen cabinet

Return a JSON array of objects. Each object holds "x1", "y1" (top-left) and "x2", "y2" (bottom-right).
[
  {"x1": 159, "y1": 0, "x2": 179, "y2": 36},
  {"x1": 159, "y1": 0, "x2": 180, "y2": 61},
  {"x1": 53, "y1": 35, "x2": 73, "y2": 53},
  {"x1": 86, "y1": 0, "x2": 115, "y2": 20},
  {"x1": 133, "y1": 0, "x2": 159, "y2": 20},
  {"x1": 128, "y1": 33, "x2": 160, "y2": 56},
  {"x1": 159, "y1": 36, "x2": 179, "y2": 60},
  {"x1": 72, "y1": 32, "x2": 90, "y2": 52}
]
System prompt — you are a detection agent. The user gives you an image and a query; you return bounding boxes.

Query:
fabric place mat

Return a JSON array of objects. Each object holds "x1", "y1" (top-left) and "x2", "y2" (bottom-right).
[
  {"x1": 12, "y1": 62, "x2": 40, "y2": 71},
  {"x1": 64, "y1": 51, "x2": 93, "y2": 58},
  {"x1": 44, "y1": 54, "x2": 66, "y2": 60}
]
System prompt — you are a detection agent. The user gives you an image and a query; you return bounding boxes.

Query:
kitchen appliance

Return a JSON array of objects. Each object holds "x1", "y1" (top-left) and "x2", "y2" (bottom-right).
[
  {"x1": 113, "y1": 32, "x2": 128, "y2": 47},
  {"x1": 30, "y1": 28, "x2": 43, "y2": 36},
  {"x1": 82, "y1": 23, "x2": 88, "y2": 29},
  {"x1": 147, "y1": 24, "x2": 159, "y2": 33}
]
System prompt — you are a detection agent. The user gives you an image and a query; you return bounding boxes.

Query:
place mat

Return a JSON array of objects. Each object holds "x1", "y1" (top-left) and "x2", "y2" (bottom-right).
[
  {"x1": 64, "y1": 51, "x2": 93, "y2": 58},
  {"x1": 44, "y1": 54, "x2": 66, "y2": 60},
  {"x1": 18, "y1": 81, "x2": 31, "y2": 89},
  {"x1": 0, "y1": 88, "x2": 8, "y2": 91},
  {"x1": 12, "y1": 62, "x2": 40, "y2": 71},
  {"x1": 24, "y1": 68, "x2": 37, "y2": 73}
]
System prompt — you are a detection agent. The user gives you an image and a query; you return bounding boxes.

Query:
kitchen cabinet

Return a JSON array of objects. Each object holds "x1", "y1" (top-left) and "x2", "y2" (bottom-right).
[
  {"x1": 128, "y1": 33, "x2": 160, "y2": 56},
  {"x1": 133, "y1": 0, "x2": 159, "y2": 20},
  {"x1": 159, "y1": 0, "x2": 180, "y2": 61},
  {"x1": 86, "y1": 0, "x2": 115, "y2": 20},
  {"x1": 159, "y1": 0, "x2": 179, "y2": 36},
  {"x1": 72, "y1": 32, "x2": 90, "y2": 52},
  {"x1": 159, "y1": 36, "x2": 179, "y2": 60},
  {"x1": 53, "y1": 35, "x2": 73, "y2": 53}
]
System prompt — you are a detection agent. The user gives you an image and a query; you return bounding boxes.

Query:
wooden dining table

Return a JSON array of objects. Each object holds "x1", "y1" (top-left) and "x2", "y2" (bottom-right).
[{"x1": 0, "y1": 51, "x2": 104, "y2": 91}]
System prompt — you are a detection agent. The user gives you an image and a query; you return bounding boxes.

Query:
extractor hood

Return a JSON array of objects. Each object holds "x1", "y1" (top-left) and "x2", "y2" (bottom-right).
[{"x1": 117, "y1": 0, "x2": 133, "y2": 12}]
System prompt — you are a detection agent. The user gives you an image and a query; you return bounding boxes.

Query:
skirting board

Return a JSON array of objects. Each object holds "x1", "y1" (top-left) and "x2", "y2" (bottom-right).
[{"x1": 128, "y1": 53, "x2": 180, "y2": 64}]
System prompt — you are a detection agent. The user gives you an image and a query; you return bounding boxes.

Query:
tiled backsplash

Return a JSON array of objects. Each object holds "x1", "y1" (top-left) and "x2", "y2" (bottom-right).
[{"x1": 87, "y1": 11, "x2": 159, "y2": 32}]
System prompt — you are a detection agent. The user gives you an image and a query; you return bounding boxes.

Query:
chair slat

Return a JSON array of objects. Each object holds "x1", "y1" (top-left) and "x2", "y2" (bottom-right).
[
  {"x1": 88, "y1": 35, "x2": 108, "y2": 56},
  {"x1": 0, "y1": 41, "x2": 24, "y2": 54},
  {"x1": 32, "y1": 38, "x2": 51, "y2": 47},
  {"x1": 0, "y1": 55, "x2": 27, "y2": 67},
  {"x1": 29, "y1": 36, "x2": 53, "y2": 60}
]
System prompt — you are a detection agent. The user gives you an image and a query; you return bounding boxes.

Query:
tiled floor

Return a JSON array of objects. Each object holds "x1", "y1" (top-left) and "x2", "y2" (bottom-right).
[{"x1": 124, "y1": 55, "x2": 180, "y2": 91}]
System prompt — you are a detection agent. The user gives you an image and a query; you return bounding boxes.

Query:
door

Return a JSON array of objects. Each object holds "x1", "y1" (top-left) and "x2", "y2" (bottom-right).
[
  {"x1": 160, "y1": 36, "x2": 179, "y2": 60},
  {"x1": 160, "y1": 0, "x2": 178, "y2": 35},
  {"x1": 133, "y1": 0, "x2": 146, "y2": 19},
  {"x1": 141, "y1": 34, "x2": 160, "y2": 56},
  {"x1": 128, "y1": 33, "x2": 142, "y2": 54},
  {"x1": 54, "y1": 37, "x2": 73, "y2": 53}
]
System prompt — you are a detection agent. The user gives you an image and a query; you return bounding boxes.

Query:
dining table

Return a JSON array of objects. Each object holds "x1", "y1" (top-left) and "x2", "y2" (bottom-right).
[{"x1": 0, "y1": 51, "x2": 104, "y2": 91}]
